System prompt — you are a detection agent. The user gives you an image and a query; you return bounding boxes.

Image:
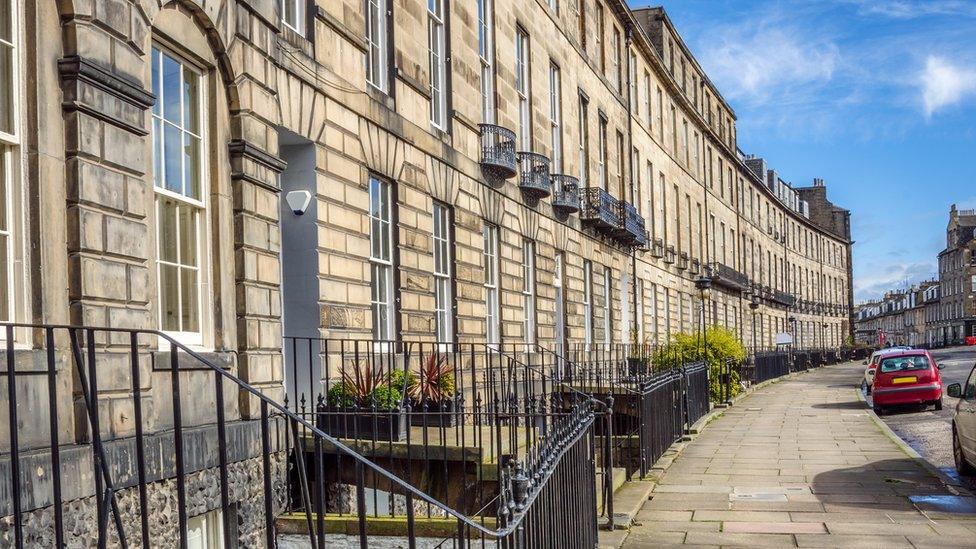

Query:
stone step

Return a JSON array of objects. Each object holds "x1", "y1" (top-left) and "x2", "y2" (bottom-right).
[
  {"x1": 609, "y1": 480, "x2": 656, "y2": 530},
  {"x1": 596, "y1": 466, "x2": 628, "y2": 510}
]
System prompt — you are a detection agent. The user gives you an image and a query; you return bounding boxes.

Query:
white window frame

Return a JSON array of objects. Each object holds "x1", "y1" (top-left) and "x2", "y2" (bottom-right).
[
  {"x1": 548, "y1": 62, "x2": 562, "y2": 172},
  {"x1": 577, "y1": 92, "x2": 588, "y2": 186},
  {"x1": 187, "y1": 509, "x2": 224, "y2": 548},
  {"x1": 603, "y1": 266, "x2": 612, "y2": 345},
  {"x1": 280, "y1": 0, "x2": 305, "y2": 35},
  {"x1": 0, "y1": 0, "x2": 19, "y2": 327},
  {"x1": 583, "y1": 260, "x2": 593, "y2": 347},
  {"x1": 477, "y1": 0, "x2": 495, "y2": 123},
  {"x1": 636, "y1": 278, "x2": 644, "y2": 342},
  {"x1": 427, "y1": 0, "x2": 447, "y2": 129},
  {"x1": 515, "y1": 27, "x2": 531, "y2": 149},
  {"x1": 151, "y1": 44, "x2": 210, "y2": 347},
  {"x1": 365, "y1": 0, "x2": 388, "y2": 92},
  {"x1": 483, "y1": 224, "x2": 500, "y2": 346},
  {"x1": 369, "y1": 176, "x2": 396, "y2": 342},
  {"x1": 522, "y1": 239, "x2": 536, "y2": 344},
  {"x1": 597, "y1": 116, "x2": 607, "y2": 190},
  {"x1": 432, "y1": 202, "x2": 453, "y2": 343}
]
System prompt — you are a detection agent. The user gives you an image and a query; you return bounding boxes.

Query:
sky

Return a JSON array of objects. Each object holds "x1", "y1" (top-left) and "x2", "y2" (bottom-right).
[{"x1": 628, "y1": 0, "x2": 976, "y2": 302}]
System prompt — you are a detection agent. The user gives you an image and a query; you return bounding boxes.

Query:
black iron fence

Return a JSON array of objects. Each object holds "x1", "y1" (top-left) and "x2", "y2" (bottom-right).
[{"x1": 0, "y1": 325, "x2": 601, "y2": 548}]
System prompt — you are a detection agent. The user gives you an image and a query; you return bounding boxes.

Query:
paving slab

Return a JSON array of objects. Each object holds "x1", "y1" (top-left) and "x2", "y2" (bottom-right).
[{"x1": 619, "y1": 362, "x2": 976, "y2": 547}]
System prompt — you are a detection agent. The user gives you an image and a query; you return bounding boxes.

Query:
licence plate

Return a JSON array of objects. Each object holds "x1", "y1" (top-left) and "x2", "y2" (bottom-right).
[{"x1": 892, "y1": 376, "x2": 917, "y2": 384}]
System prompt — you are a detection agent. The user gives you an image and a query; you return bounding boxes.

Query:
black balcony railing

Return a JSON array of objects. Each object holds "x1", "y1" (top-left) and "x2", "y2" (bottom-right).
[
  {"x1": 516, "y1": 152, "x2": 552, "y2": 198},
  {"x1": 771, "y1": 289, "x2": 797, "y2": 307},
  {"x1": 709, "y1": 262, "x2": 750, "y2": 292},
  {"x1": 580, "y1": 187, "x2": 622, "y2": 230},
  {"x1": 651, "y1": 237, "x2": 665, "y2": 258},
  {"x1": 615, "y1": 201, "x2": 647, "y2": 247},
  {"x1": 551, "y1": 174, "x2": 580, "y2": 213},
  {"x1": 478, "y1": 123, "x2": 517, "y2": 179}
]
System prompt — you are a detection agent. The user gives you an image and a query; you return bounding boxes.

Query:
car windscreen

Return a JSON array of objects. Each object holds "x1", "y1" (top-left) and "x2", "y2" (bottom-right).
[{"x1": 878, "y1": 355, "x2": 929, "y2": 374}]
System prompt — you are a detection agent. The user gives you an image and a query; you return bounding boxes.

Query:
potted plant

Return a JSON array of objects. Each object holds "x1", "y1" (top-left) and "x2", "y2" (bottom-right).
[
  {"x1": 406, "y1": 352, "x2": 459, "y2": 427},
  {"x1": 626, "y1": 330, "x2": 651, "y2": 378},
  {"x1": 317, "y1": 360, "x2": 408, "y2": 442}
]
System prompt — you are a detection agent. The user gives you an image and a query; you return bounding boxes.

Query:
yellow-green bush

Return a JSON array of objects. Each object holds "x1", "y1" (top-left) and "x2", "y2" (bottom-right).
[{"x1": 655, "y1": 327, "x2": 746, "y2": 402}]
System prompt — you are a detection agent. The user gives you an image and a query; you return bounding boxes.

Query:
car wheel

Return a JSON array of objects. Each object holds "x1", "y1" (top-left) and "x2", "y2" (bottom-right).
[
  {"x1": 935, "y1": 399, "x2": 943, "y2": 411},
  {"x1": 954, "y1": 427, "x2": 975, "y2": 476},
  {"x1": 873, "y1": 405, "x2": 884, "y2": 416}
]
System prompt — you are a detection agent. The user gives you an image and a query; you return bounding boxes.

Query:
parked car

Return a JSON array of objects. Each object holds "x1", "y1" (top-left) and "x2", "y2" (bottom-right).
[
  {"x1": 862, "y1": 346, "x2": 912, "y2": 393},
  {"x1": 947, "y1": 367, "x2": 976, "y2": 475},
  {"x1": 871, "y1": 350, "x2": 943, "y2": 415}
]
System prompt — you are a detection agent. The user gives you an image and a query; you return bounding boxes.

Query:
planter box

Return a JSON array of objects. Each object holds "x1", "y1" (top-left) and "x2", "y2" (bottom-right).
[
  {"x1": 316, "y1": 406, "x2": 407, "y2": 442},
  {"x1": 408, "y1": 397, "x2": 460, "y2": 428}
]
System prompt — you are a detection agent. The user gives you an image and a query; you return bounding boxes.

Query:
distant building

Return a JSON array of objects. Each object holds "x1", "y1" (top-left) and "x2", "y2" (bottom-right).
[
  {"x1": 854, "y1": 280, "x2": 938, "y2": 347},
  {"x1": 934, "y1": 205, "x2": 976, "y2": 345}
]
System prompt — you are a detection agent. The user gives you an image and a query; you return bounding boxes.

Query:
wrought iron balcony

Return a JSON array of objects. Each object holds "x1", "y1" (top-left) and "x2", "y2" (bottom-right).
[
  {"x1": 709, "y1": 262, "x2": 750, "y2": 292},
  {"x1": 651, "y1": 237, "x2": 665, "y2": 258},
  {"x1": 516, "y1": 152, "x2": 552, "y2": 198},
  {"x1": 478, "y1": 123, "x2": 517, "y2": 179},
  {"x1": 771, "y1": 289, "x2": 796, "y2": 307},
  {"x1": 551, "y1": 174, "x2": 580, "y2": 214},
  {"x1": 580, "y1": 187, "x2": 622, "y2": 230},
  {"x1": 664, "y1": 245, "x2": 676, "y2": 264},
  {"x1": 614, "y1": 201, "x2": 647, "y2": 246},
  {"x1": 678, "y1": 252, "x2": 690, "y2": 270}
]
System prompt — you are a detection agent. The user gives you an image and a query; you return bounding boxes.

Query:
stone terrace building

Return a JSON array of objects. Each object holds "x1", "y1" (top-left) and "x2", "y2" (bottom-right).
[
  {"x1": 1, "y1": 0, "x2": 853, "y2": 543},
  {"x1": 935, "y1": 204, "x2": 976, "y2": 345}
]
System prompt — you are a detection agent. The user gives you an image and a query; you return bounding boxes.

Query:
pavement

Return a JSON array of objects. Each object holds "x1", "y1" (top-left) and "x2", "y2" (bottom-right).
[
  {"x1": 872, "y1": 346, "x2": 976, "y2": 490},
  {"x1": 620, "y1": 361, "x2": 976, "y2": 548}
]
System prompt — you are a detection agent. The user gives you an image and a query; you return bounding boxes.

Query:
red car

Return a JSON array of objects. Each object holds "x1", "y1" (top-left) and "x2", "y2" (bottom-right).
[{"x1": 871, "y1": 350, "x2": 944, "y2": 415}]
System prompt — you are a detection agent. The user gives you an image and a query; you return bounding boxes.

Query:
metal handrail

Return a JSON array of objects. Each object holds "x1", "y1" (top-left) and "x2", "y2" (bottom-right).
[{"x1": 0, "y1": 323, "x2": 597, "y2": 546}]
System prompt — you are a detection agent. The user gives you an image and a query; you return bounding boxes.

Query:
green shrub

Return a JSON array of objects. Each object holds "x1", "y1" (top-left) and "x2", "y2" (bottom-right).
[
  {"x1": 655, "y1": 326, "x2": 746, "y2": 403},
  {"x1": 326, "y1": 381, "x2": 357, "y2": 407},
  {"x1": 368, "y1": 384, "x2": 403, "y2": 409}
]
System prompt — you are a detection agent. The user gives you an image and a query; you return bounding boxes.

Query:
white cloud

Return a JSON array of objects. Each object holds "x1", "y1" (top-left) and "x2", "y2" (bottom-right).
[
  {"x1": 698, "y1": 26, "x2": 840, "y2": 105},
  {"x1": 850, "y1": 0, "x2": 976, "y2": 19},
  {"x1": 853, "y1": 261, "x2": 936, "y2": 301},
  {"x1": 920, "y1": 56, "x2": 976, "y2": 116}
]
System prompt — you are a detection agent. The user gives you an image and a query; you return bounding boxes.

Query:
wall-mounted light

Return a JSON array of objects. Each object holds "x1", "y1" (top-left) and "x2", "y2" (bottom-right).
[{"x1": 285, "y1": 190, "x2": 312, "y2": 216}]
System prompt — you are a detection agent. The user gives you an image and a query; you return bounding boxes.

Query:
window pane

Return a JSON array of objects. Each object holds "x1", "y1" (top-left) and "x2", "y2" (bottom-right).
[
  {"x1": 0, "y1": 234, "x2": 8, "y2": 320},
  {"x1": 0, "y1": 151, "x2": 6, "y2": 230},
  {"x1": 0, "y1": 0, "x2": 10, "y2": 42},
  {"x1": 161, "y1": 53, "x2": 182, "y2": 125},
  {"x1": 163, "y1": 123, "x2": 182, "y2": 193},
  {"x1": 151, "y1": 48, "x2": 160, "y2": 115},
  {"x1": 0, "y1": 43, "x2": 11, "y2": 135},
  {"x1": 178, "y1": 205, "x2": 197, "y2": 266},
  {"x1": 183, "y1": 70, "x2": 199, "y2": 134},
  {"x1": 159, "y1": 263, "x2": 180, "y2": 331},
  {"x1": 157, "y1": 199, "x2": 178, "y2": 263},
  {"x1": 183, "y1": 134, "x2": 201, "y2": 200},
  {"x1": 180, "y1": 268, "x2": 199, "y2": 333},
  {"x1": 152, "y1": 118, "x2": 162, "y2": 188}
]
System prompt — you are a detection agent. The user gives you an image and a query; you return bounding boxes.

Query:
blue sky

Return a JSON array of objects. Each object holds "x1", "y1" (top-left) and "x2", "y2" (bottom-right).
[{"x1": 628, "y1": 0, "x2": 976, "y2": 302}]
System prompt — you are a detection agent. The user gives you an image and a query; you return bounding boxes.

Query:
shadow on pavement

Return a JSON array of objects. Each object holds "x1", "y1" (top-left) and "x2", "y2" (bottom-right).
[
  {"x1": 809, "y1": 401, "x2": 868, "y2": 410},
  {"x1": 810, "y1": 458, "x2": 976, "y2": 514}
]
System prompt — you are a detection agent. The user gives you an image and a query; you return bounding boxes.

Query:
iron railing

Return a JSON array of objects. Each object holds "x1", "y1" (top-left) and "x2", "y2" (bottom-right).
[
  {"x1": 580, "y1": 187, "x2": 622, "y2": 231},
  {"x1": 479, "y1": 123, "x2": 517, "y2": 179},
  {"x1": 709, "y1": 262, "x2": 750, "y2": 292},
  {"x1": 281, "y1": 338, "x2": 614, "y2": 521},
  {"x1": 615, "y1": 201, "x2": 647, "y2": 247},
  {"x1": 551, "y1": 174, "x2": 581, "y2": 214},
  {"x1": 516, "y1": 152, "x2": 552, "y2": 198},
  {"x1": 0, "y1": 324, "x2": 601, "y2": 548}
]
